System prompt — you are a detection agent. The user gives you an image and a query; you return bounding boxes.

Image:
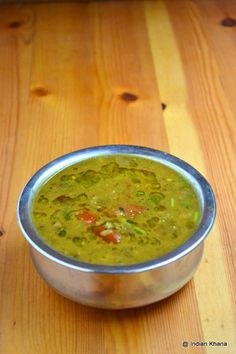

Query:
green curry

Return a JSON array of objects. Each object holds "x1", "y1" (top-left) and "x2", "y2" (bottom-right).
[{"x1": 31, "y1": 155, "x2": 201, "y2": 265}]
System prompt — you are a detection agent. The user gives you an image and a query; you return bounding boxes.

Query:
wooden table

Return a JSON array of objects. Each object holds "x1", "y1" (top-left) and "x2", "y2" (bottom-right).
[{"x1": 0, "y1": 0, "x2": 236, "y2": 353}]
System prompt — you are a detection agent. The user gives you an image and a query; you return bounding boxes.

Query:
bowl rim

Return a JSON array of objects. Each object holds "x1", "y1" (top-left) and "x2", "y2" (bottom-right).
[{"x1": 17, "y1": 144, "x2": 216, "y2": 274}]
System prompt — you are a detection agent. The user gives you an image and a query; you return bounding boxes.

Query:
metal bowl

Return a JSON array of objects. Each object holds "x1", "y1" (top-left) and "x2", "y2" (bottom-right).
[{"x1": 17, "y1": 145, "x2": 216, "y2": 309}]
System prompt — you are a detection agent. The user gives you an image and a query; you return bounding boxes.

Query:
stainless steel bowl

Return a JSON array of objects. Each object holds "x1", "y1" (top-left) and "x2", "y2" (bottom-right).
[{"x1": 17, "y1": 145, "x2": 216, "y2": 309}]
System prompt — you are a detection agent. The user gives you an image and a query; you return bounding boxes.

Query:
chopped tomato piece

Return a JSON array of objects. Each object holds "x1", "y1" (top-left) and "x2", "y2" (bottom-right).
[
  {"x1": 76, "y1": 210, "x2": 98, "y2": 224},
  {"x1": 92, "y1": 226, "x2": 121, "y2": 244},
  {"x1": 93, "y1": 225, "x2": 106, "y2": 235},
  {"x1": 103, "y1": 231, "x2": 121, "y2": 244},
  {"x1": 122, "y1": 205, "x2": 144, "y2": 217}
]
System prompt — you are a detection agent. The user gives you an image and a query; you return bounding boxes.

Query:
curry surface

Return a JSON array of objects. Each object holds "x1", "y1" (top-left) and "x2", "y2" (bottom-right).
[{"x1": 31, "y1": 155, "x2": 200, "y2": 265}]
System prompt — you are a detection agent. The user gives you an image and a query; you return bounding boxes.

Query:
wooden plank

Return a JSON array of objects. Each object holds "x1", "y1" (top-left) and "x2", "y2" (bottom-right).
[
  {"x1": 162, "y1": 0, "x2": 236, "y2": 350},
  {"x1": 0, "y1": 2, "x2": 168, "y2": 354}
]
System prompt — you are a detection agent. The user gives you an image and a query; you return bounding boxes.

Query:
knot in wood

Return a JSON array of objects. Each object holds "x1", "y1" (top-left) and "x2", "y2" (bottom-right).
[
  {"x1": 161, "y1": 103, "x2": 167, "y2": 111},
  {"x1": 120, "y1": 92, "x2": 138, "y2": 102},
  {"x1": 221, "y1": 18, "x2": 236, "y2": 27},
  {"x1": 32, "y1": 87, "x2": 49, "y2": 97},
  {"x1": 8, "y1": 21, "x2": 23, "y2": 29}
]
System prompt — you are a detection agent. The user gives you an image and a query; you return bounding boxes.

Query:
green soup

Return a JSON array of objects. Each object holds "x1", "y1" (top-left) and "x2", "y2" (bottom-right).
[{"x1": 31, "y1": 155, "x2": 201, "y2": 265}]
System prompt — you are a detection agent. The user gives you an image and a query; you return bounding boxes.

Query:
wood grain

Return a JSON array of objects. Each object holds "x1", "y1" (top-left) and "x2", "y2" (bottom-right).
[{"x1": 0, "y1": 1, "x2": 235, "y2": 353}]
